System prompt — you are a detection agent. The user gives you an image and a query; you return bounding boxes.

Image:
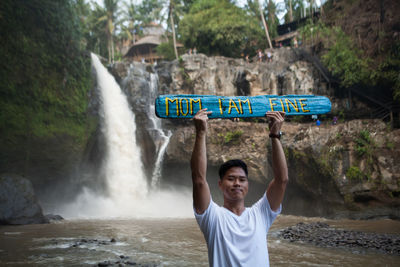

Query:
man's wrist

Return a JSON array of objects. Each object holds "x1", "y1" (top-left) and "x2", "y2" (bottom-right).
[{"x1": 269, "y1": 131, "x2": 282, "y2": 140}]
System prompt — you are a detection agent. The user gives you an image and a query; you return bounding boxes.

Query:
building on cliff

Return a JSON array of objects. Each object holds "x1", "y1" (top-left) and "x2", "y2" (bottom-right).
[{"x1": 124, "y1": 23, "x2": 183, "y2": 63}]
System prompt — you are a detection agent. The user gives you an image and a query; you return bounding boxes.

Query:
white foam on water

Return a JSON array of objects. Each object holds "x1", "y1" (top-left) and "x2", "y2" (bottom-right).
[{"x1": 60, "y1": 54, "x2": 192, "y2": 219}]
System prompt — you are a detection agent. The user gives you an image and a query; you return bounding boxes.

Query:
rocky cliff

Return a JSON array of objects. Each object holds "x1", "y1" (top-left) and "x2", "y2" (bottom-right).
[
  {"x1": 111, "y1": 50, "x2": 400, "y2": 219},
  {"x1": 165, "y1": 119, "x2": 400, "y2": 219}
]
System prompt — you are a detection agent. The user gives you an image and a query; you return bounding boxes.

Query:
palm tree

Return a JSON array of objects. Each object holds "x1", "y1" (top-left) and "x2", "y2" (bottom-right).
[
  {"x1": 105, "y1": 0, "x2": 120, "y2": 63},
  {"x1": 288, "y1": 0, "x2": 293, "y2": 22},
  {"x1": 266, "y1": 0, "x2": 279, "y2": 39},
  {"x1": 283, "y1": 0, "x2": 306, "y2": 23},
  {"x1": 122, "y1": 0, "x2": 140, "y2": 45},
  {"x1": 169, "y1": 0, "x2": 179, "y2": 59},
  {"x1": 258, "y1": 0, "x2": 273, "y2": 49},
  {"x1": 93, "y1": 0, "x2": 119, "y2": 63},
  {"x1": 138, "y1": 0, "x2": 166, "y2": 25}
]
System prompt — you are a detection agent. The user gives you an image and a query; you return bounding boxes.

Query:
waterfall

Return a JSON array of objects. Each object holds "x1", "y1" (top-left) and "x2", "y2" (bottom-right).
[
  {"x1": 60, "y1": 54, "x2": 192, "y2": 218},
  {"x1": 148, "y1": 73, "x2": 172, "y2": 188}
]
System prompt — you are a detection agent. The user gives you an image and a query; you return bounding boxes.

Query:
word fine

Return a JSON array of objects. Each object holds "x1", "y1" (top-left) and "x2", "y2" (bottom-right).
[{"x1": 155, "y1": 94, "x2": 331, "y2": 119}]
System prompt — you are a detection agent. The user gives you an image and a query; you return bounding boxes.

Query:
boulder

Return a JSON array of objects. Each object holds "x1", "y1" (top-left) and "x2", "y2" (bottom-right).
[{"x1": 0, "y1": 174, "x2": 48, "y2": 225}]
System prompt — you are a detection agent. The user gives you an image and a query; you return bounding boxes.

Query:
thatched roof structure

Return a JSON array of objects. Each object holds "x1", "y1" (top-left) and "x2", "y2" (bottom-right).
[{"x1": 124, "y1": 34, "x2": 183, "y2": 63}]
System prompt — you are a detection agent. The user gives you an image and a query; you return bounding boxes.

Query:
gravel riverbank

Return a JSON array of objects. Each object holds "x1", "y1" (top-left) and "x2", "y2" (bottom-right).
[{"x1": 278, "y1": 222, "x2": 400, "y2": 255}]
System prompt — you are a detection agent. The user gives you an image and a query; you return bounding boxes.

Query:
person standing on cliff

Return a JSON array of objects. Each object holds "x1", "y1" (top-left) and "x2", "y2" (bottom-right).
[{"x1": 191, "y1": 108, "x2": 288, "y2": 266}]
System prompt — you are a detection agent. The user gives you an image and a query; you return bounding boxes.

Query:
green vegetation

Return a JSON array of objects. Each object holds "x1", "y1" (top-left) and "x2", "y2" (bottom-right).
[
  {"x1": 0, "y1": 0, "x2": 94, "y2": 169},
  {"x1": 218, "y1": 130, "x2": 243, "y2": 145},
  {"x1": 371, "y1": 41, "x2": 400, "y2": 101},
  {"x1": 355, "y1": 130, "x2": 374, "y2": 163},
  {"x1": 300, "y1": 18, "x2": 400, "y2": 102},
  {"x1": 179, "y1": 0, "x2": 265, "y2": 57},
  {"x1": 346, "y1": 166, "x2": 365, "y2": 181},
  {"x1": 386, "y1": 141, "x2": 394, "y2": 150},
  {"x1": 224, "y1": 130, "x2": 243, "y2": 144},
  {"x1": 156, "y1": 41, "x2": 178, "y2": 61},
  {"x1": 300, "y1": 22, "x2": 370, "y2": 87}
]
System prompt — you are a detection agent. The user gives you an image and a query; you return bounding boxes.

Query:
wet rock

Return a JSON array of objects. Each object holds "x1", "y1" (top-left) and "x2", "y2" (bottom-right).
[
  {"x1": 279, "y1": 222, "x2": 400, "y2": 255},
  {"x1": 44, "y1": 214, "x2": 64, "y2": 222},
  {"x1": 0, "y1": 174, "x2": 48, "y2": 225},
  {"x1": 98, "y1": 261, "x2": 112, "y2": 267},
  {"x1": 94, "y1": 259, "x2": 160, "y2": 267}
]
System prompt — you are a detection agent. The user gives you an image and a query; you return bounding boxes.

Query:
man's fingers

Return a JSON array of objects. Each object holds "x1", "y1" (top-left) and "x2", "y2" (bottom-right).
[
  {"x1": 266, "y1": 111, "x2": 285, "y2": 121},
  {"x1": 195, "y1": 108, "x2": 212, "y2": 117}
]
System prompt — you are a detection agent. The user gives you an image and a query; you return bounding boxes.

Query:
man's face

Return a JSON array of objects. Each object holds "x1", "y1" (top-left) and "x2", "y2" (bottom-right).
[{"x1": 218, "y1": 167, "x2": 249, "y2": 202}]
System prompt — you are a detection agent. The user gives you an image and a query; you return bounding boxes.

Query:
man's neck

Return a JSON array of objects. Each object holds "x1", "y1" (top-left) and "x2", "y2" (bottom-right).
[{"x1": 223, "y1": 200, "x2": 245, "y2": 216}]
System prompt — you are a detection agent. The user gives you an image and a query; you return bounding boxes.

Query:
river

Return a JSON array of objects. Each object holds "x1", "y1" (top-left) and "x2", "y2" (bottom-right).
[
  {"x1": 1, "y1": 215, "x2": 399, "y2": 266},
  {"x1": 3, "y1": 54, "x2": 396, "y2": 266}
]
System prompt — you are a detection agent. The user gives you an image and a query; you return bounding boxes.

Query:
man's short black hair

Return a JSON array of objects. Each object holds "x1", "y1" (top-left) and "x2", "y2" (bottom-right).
[{"x1": 219, "y1": 159, "x2": 248, "y2": 179}]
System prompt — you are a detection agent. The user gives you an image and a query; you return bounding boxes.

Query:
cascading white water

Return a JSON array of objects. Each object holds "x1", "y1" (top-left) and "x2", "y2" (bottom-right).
[
  {"x1": 148, "y1": 73, "x2": 172, "y2": 188},
  {"x1": 60, "y1": 54, "x2": 192, "y2": 218},
  {"x1": 96, "y1": 54, "x2": 148, "y2": 201}
]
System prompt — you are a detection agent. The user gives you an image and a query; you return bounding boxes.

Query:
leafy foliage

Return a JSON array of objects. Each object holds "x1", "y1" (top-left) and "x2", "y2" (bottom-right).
[
  {"x1": 346, "y1": 166, "x2": 365, "y2": 181},
  {"x1": 371, "y1": 41, "x2": 400, "y2": 101},
  {"x1": 300, "y1": 22, "x2": 370, "y2": 88},
  {"x1": 0, "y1": 0, "x2": 93, "y2": 147},
  {"x1": 283, "y1": 0, "x2": 305, "y2": 23},
  {"x1": 354, "y1": 130, "x2": 375, "y2": 164},
  {"x1": 244, "y1": 0, "x2": 280, "y2": 39},
  {"x1": 300, "y1": 19, "x2": 400, "y2": 102},
  {"x1": 179, "y1": 0, "x2": 265, "y2": 57},
  {"x1": 223, "y1": 130, "x2": 243, "y2": 144},
  {"x1": 156, "y1": 41, "x2": 177, "y2": 60}
]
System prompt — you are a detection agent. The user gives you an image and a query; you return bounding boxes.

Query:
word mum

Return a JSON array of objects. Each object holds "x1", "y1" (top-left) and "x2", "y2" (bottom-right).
[{"x1": 164, "y1": 97, "x2": 310, "y2": 116}]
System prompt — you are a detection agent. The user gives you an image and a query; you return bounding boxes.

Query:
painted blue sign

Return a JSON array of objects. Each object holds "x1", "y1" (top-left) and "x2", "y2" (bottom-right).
[{"x1": 155, "y1": 94, "x2": 331, "y2": 119}]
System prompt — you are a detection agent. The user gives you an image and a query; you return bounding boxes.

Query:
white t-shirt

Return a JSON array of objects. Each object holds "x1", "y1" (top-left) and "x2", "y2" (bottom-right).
[{"x1": 195, "y1": 193, "x2": 281, "y2": 267}]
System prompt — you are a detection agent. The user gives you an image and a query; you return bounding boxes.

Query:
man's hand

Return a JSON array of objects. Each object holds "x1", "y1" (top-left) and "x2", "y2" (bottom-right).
[
  {"x1": 266, "y1": 111, "x2": 285, "y2": 135},
  {"x1": 193, "y1": 108, "x2": 212, "y2": 133}
]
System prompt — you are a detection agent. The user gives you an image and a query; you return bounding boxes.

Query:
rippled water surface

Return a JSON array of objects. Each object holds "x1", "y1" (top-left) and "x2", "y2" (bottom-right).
[{"x1": 1, "y1": 215, "x2": 399, "y2": 266}]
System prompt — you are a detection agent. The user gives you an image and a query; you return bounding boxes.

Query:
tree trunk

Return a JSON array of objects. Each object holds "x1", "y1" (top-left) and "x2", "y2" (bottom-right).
[
  {"x1": 310, "y1": 0, "x2": 314, "y2": 19},
  {"x1": 289, "y1": 0, "x2": 293, "y2": 22},
  {"x1": 107, "y1": 35, "x2": 111, "y2": 64},
  {"x1": 259, "y1": 0, "x2": 273, "y2": 49},
  {"x1": 111, "y1": 34, "x2": 114, "y2": 63},
  {"x1": 170, "y1": 1, "x2": 179, "y2": 60}
]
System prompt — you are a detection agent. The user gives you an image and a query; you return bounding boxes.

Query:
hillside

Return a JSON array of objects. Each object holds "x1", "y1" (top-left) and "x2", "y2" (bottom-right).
[
  {"x1": 307, "y1": 0, "x2": 400, "y2": 114},
  {"x1": 324, "y1": 0, "x2": 400, "y2": 61}
]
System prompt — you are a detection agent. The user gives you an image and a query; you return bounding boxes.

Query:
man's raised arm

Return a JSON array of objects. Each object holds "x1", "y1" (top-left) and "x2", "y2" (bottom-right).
[
  {"x1": 266, "y1": 111, "x2": 289, "y2": 212},
  {"x1": 191, "y1": 109, "x2": 212, "y2": 214}
]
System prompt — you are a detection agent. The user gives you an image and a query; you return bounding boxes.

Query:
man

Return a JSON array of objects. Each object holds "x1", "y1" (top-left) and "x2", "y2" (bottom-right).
[{"x1": 191, "y1": 109, "x2": 288, "y2": 266}]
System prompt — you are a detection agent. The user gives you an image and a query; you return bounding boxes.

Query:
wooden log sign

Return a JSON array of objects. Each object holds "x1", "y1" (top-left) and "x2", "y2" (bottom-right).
[{"x1": 155, "y1": 94, "x2": 331, "y2": 119}]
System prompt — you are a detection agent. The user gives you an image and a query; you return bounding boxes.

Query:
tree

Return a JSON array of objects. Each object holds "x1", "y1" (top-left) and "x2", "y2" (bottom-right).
[
  {"x1": 74, "y1": 0, "x2": 91, "y2": 49},
  {"x1": 137, "y1": 0, "x2": 166, "y2": 25},
  {"x1": 104, "y1": 0, "x2": 120, "y2": 63},
  {"x1": 266, "y1": 0, "x2": 279, "y2": 39},
  {"x1": 283, "y1": 0, "x2": 305, "y2": 23},
  {"x1": 258, "y1": 0, "x2": 273, "y2": 49},
  {"x1": 91, "y1": 0, "x2": 120, "y2": 63},
  {"x1": 288, "y1": 0, "x2": 293, "y2": 22},
  {"x1": 246, "y1": 1, "x2": 276, "y2": 48},
  {"x1": 179, "y1": 0, "x2": 264, "y2": 57},
  {"x1": 169, "y1": 1, "x2": 179, "y2": 59},
  {"x1": 121, "y1": 0, "x2": 140, "y2": 45}
]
